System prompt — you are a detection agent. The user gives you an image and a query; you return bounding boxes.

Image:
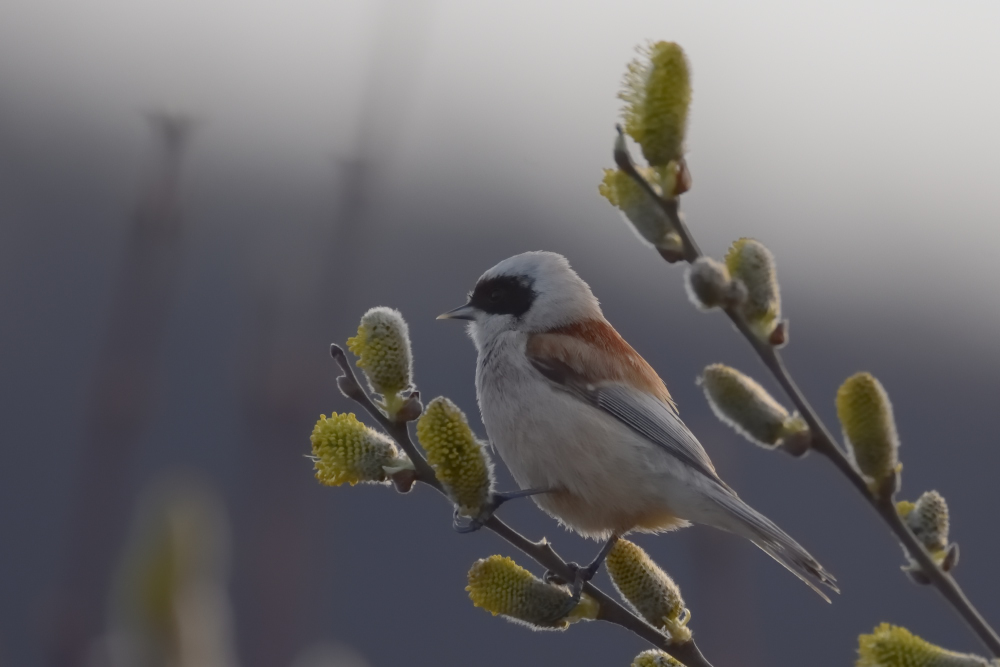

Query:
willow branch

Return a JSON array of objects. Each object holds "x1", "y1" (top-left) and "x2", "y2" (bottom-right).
[
  {"x1": 329, "y1": 344, "x2": 714, "y2": 667},
  {"x1": 736, "y1": 332, "x2": 1000, "y2": 657},
  {"x1": 614, "y1": 137, "x2": 1000, "y2": 657}
]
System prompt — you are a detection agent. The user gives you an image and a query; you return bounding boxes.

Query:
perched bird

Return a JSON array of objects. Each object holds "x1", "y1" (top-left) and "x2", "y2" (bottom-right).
[{"x1": 439, "y1": 251, "x2": 837, "y2": 599}]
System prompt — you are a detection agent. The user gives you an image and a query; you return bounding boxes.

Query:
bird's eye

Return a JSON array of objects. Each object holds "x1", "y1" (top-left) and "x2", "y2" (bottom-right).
[{"x1": 490, "y1": 289, "x2": 505, "y2": 302}]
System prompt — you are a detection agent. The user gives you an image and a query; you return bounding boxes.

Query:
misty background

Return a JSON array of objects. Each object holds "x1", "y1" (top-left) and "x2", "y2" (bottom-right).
[{"x1": 1, "y1": 1, "x2": 999, "y2": 666}]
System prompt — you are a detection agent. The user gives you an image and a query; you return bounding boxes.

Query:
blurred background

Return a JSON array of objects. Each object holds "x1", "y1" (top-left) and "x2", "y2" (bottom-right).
[{"x1": 2, "y1": 1, "x2": 999, "y2": 665}]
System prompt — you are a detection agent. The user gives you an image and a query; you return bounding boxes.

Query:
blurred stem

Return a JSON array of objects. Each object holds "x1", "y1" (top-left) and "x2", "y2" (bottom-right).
[
  {"x1": 613, "y1": 125, "x2": 701, "y2": 263},
  {"x1": 329, "y1": 345, "x2": 715, "y2": 667},
  {"x1": 51, "y1": 114, "x2": 193, "y2": 666},
  {"x1": 615, "y1": 135, "x2": 1000, "y2": 658}
]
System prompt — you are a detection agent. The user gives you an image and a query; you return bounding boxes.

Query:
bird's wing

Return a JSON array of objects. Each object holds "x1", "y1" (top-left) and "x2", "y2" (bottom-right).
[
  {"x1": 526, "y1": 324, "x2": 721, "y2": 484},
  {"x1": 595, "y1": 383, "x2": 722, "y2": 483},
  {"x1": 528, "y1": 324, "x2": 837, "y2": 601},
  {"x1": 526, "y1": 320, "x2": 676, "y2": 408}
]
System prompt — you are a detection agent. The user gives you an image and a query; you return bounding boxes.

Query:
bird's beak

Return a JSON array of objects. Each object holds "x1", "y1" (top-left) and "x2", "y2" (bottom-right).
[{"x1": 437, "y1": 303, "x2": 478, "y2": 321}]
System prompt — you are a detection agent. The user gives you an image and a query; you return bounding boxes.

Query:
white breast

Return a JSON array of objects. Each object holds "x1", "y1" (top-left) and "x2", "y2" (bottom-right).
[{"x1": 474, "y1": 332, "x2": 699, "y2": 538}]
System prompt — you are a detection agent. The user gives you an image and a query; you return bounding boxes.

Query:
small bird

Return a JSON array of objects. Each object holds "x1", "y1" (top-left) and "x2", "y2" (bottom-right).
[{"x1": 439, "y1": 251, "x2": 837, "y2": 599}]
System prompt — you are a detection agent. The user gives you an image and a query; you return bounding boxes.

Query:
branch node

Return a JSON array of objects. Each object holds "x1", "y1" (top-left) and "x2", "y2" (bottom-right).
[
  {"x1": 778, "y1": 429, "x2": 812, "y2": 457},
  {"x1": 658, "y1": 247, "x2": 686, "y2": 263},
  {"x1": 336, "y1": 375, "x2": 366, "y2": 401},
  {"x1": 393, "y1": 391, "x2": 424, "y2": 422},
  {"x1": 943, "y1": 543, "x2": 961, "y2": 572},
  {"x1": 390, "y1": 469, "x2": 417, "y2": 493},
  {"x1": 768, "y1": 320, "x2": 789, "y2": 347}
]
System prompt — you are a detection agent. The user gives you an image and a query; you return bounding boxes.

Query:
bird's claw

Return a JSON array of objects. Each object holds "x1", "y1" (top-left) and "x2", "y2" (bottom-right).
[
  {"x1": 543, "y1": 565, "x2": 573, "y2": 586},
  {"x1": 452, "y1": 507, "x2": 486, "y2": 533},
  {"x1": 542, "y1": 535, "x2": 617, "y2": 599},
  {"x1": 543, "y1": 561, "x2": 595, "y2": 600},
  {"x1": 450, "y1": 487, "x2": 551, "y2": 534}
]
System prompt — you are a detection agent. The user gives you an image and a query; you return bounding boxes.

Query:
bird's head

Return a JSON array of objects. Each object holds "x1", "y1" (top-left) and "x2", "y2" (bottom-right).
[{"x1": 438, "y1": 251, "x2": 603, "y2": 350}]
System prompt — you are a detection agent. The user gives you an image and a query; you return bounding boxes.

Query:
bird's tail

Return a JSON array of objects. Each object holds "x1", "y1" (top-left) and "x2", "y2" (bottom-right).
[{"x1": 712, "y1": 490, "x2": 839, "y2": 601}]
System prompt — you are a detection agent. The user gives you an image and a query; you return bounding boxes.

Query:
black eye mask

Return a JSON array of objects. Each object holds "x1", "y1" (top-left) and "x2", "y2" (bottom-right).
[{"x1": 469, "y1": 275, "x2": 537, "y2": 317}]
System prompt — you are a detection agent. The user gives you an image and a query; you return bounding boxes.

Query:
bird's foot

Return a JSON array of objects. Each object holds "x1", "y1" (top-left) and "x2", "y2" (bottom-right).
[
  {"x1": 452, "y1": 507, "x2": 485, "y2": 534},
  {"x1": 543, "y1": 561, "x2": 598, "y2": 602},
  {"x1": 451, "y1": 487, "x2": 551, "y2": 533},
  {"x1": 542, "y1": 535, "x2": 619, "y2": 598}
]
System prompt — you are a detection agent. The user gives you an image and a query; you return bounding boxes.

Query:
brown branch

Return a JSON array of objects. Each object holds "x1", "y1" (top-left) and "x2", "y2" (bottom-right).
[
  {"x1": 742, "y1": 335, "x2": 1000, "y2": 657},
  {"x1": 329, "y1": 344, "x2": 714, "y2": 667},
  {"x1": 614, "y1": 135, "x2": 1000, "y2": 657}
]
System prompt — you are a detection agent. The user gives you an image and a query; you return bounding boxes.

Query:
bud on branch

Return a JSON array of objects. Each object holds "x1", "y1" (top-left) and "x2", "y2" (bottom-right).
[
  {"x1": 600, "y1": 167, "x2": 683, "y2": 253},
  {"x1": 836, "y1": 372, "x2": 900, "y2": 496},
  {"x1": 620, "y1": 41, "x2": 691, "y2": 168},
  {"x1": 347, "y1": 307, "x2": 414, "y2": 416},
  {"x1": 607, "y1": 539, "x2": 691, "y2": 643},
  {"x1": 857, "y1": 623, "x2": 995, "y2": 667},
  {"x1": 685, "y1": 257, "x2": 747, "y2": 311},
  {"x1": 898, "y1": 491, "x2": 958, "y2": 576},
  {"x1": 699, "y1": 364, "x2": 810, "y2": 455},
  {"x1": 466, "y1": 555, "x2": 599, "y2": 630},
  {"x1": 725, "y1": 238, "x2": 783, "y2": 343},
  {"x1": 416, "y1": 397, "x2": 495, "y2": 517},
  {"x1": 632, "y1": 650, "x2": 685, "y2": 667},
  {"x1": 310, "y1": 412, "x2": 412, "y2": 487}
]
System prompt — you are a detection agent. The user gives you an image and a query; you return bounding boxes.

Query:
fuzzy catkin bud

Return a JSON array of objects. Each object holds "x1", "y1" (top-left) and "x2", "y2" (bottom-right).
[
  {"x1": 346, "y1": 307, "x2": 413, "y2": 414},
  {"x1": 908, "y1": 491, "x2": 950, "y2": 553},
  {"x1": 466, "y1": 556, "x2": 598, "y2": 630},
  {"x1": 606, "y1": 539, "x2": 691, "y2": 642},
  {"x1": 857, "y1": 623, "x2": 994, "y2": 667},
  {"x1": 620, "y1": 42, "x2": 691, "y2": 167},
  {"x1": 416, "y1": 397, "x2": 494, "y2": 516},
  {"x1": 725, "y1": 238, "x2": 782, "y2": 340},
  {"x1": 899, "y1": 491, "x2": 950, "y2": 556},
  {"x1": 836, "y1": 373, "x2": 900, "y2": 492},
  {"x1": 699, "y1": 364, "x2": 807, "y2": 449},
  {"x1": 685, "y1": 257, "x2": 745, "y2": 311},
  {"x1": 599, "y1": 167, "x2": 682, "y2": 252},
  {"x1": 310, "y1": 412, "x2": 407, "y2": 486},
  {"x1": 632, "y1": 651, "x2": 685, "y2": 667}
]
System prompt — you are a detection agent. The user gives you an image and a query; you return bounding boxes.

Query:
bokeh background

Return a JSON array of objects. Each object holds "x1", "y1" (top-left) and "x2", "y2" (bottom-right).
[{"x1": 2, "y1": 1, "x2": 999, "y2": 665}]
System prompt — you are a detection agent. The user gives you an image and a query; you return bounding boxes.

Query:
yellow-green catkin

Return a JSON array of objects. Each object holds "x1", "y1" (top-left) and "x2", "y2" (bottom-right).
[
  {"x1": 632, "y1": 650, "x2": 685, "y2": 667},
  {"x1": 725, "y1": 238, "x2": 782, "y2": 340},
  {"x1": 346, "y1": 307, "x2": 413, "y2": 414},
  {"x1": 857, "y1": 623, "x2": 994, "y2": 667},
  {"x1": 112, "y1": 476, "x2": 231, "y2": 663},
  {"x1": 699, "y1": 364, "x2": 807, "y2": 448},
  {"x1": 599, "y1": 167, "x2": 682, "y2": 252},
  {"x1": 310, "y1": 412, "x2": 407, "y2": 486},
  {"x1": 836, "y1": 373, "x2": 900, "y2": 492},
  {"x1": 466, "y1": 555, "x2": 599, "y2": 630},
  {"x1": 620, "y1": 41, "x2": 691, "y2": 167},
  {"x1": 606, "y1": 539, "x2": 691, "y2": 642},
  {"x1": 416, "y1": 397, "x2": 494, "y2": 516}
]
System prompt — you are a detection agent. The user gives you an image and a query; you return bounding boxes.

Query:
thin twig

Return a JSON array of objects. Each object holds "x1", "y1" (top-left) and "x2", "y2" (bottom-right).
[
  {"x1": 329, "y1": 344, "x2": 714, "y2": 667},
  {"x1": 613, "y1": 125, "x2": 701, "y2": 263},
  {"x1": 614, "y1": 138, "x2": 1000, "y2": 657},
  {"x1": 330, "y1": 345, "x2": 437, "y2": 483},
  {"x1": 745, "y1": 337, "x2": 1000, "y2": 657}
]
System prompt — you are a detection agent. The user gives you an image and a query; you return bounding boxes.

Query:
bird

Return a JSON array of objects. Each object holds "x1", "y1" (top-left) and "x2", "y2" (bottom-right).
[{"x1": 438, "y1": 250, "x2": 837, "y2": 600}]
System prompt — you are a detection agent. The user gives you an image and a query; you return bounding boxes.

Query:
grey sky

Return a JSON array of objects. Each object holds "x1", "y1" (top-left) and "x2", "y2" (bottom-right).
[{"x1": 2, "y1": 0, "x2": 999, "y2": 335}]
